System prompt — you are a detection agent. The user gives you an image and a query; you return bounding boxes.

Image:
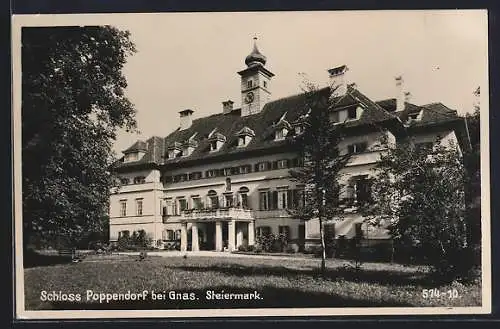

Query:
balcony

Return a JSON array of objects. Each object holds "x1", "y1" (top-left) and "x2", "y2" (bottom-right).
[{"x1": 178, "y1": 207, "x2": 255, "y2": 222}]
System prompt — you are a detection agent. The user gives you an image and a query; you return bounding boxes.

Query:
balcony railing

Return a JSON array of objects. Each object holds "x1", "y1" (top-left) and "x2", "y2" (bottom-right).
[{"x1": 179, "y1": 207, "x2": 255, "y2": 221}]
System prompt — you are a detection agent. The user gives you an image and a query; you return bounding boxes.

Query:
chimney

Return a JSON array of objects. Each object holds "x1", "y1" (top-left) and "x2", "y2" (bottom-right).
[
  {"x1": 395, "y1": 75, "x2": 405, "y2": 111},
  {"x1": 328, "y1": 65, "x2": 348, "y2": 96},
  {"x1": 404, "y1": 91, "x2": 411, "y2": 102},
  {"x1": 179, "y1": 109, "x2": 194, "y2": 130},
  {"x1": 222, "y1": 100, "x2": 234, "y2": 114}
]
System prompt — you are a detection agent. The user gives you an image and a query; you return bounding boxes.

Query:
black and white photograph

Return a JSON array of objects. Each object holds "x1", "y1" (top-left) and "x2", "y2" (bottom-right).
[{"x1": 12, "y1": 10, "x2": 490, "y2": 318}]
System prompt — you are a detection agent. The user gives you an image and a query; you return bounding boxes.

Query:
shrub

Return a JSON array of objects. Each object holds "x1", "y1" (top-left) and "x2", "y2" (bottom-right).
[
  {"x1": 256, "y1": 233, "x2": 276, "y2": 252},
  {"x1": 304, "y1": 245, "x2": 322, "y2": 257},
  {"x1": 276, "y1": 233, "x2": 289, "y2": 252},
  {"x1": 117, "y1": 235, "x2": 131, "y2": 251},
  {"x1": 247, "y1": 245, "x2": 255, "y2": 252},
  {"x1": 237, "y1": 245, "x2": 249, "y2": 252}
]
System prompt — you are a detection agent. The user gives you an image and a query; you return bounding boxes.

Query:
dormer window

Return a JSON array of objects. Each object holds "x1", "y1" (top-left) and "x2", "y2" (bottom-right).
[
  {"x1": 122, "y1": 141, "x2": 148, "y2": 162},
  {"x1": 208, "y1": 132, "x2": 226, "y2": 152},
  {"x1": 210, "y1": 140, "x2": 218, "y2": 151},
  {"x1": 247, "y1": 80, "x2": 253, "y2": 88},
  {"x1": 330, "y1": 106, "x2": 363, "y2": 124},
  {"x1": 275, "y1": 129, "x2": 285, "y2": 140},
  {"x1": 167, "y1": 142, "x2": 182, "y2": 159},
  {"x1": 124, "y1": 153, "x2": 138, "y2": 162},
  {"x1": 273, "y1": 119, "x2": 291, "y2": 141},
  {"x1": 236, "y1": 126, "x2": 255, "y2": 148},
  {"x1": 406, "y1": 110, "x2": 423, "y2": 123},
  {"x1": 182, "y1": 137, "x2": 198, "y2": 157},
  {"x1": 347, "y1": 107, "x2": 357, "y2": 120}
]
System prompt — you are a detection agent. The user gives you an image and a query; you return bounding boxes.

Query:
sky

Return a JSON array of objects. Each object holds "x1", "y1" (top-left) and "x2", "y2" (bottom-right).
[{"x1": 100, "y1": 10, "x2": 487, "y2": 155}]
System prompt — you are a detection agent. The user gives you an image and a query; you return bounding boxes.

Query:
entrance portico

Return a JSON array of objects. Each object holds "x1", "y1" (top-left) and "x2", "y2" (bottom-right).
[{"x1": 179, "y1": 208, "x2": 255, "y2": 252}]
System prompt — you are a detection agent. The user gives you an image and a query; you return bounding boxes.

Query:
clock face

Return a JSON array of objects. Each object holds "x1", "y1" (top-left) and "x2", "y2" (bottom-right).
[{"x1": 245, "y1": 92, "x2": 255, "y2": 104}]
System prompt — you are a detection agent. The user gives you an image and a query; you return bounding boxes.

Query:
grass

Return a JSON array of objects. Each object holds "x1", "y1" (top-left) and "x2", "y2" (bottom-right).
[{"x1": 23, "y1": 252, "x2": 482, "y2": 310}]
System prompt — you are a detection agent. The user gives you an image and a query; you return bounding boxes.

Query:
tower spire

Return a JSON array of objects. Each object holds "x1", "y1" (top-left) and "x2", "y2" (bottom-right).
[{"x1": 245, "y1": 36, "x2": 266, "y2": 67}]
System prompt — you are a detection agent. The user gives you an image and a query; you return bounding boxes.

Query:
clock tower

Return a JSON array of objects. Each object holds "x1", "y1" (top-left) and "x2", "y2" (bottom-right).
[{"x1": 238, "y1": 37, "x2": 274, "y2": 117}]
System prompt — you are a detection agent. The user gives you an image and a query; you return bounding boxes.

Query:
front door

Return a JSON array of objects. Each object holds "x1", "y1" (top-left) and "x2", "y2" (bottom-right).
[{"x1": 203, "y1": 222, "x2": 215, "y2": 250}]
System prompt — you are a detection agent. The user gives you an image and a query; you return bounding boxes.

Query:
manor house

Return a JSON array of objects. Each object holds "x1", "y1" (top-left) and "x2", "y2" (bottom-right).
[{"x1": 109, "y1": 39, "x2": 468, "y2": 252}]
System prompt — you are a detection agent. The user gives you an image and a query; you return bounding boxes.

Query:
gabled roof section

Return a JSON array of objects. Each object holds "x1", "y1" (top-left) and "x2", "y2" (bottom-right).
[
  {"x1": 208, "y1": 132, "x2": 227, "y2": 142},
  {"x1": 236, "y1": 126, "x2": 255, "y2": 137},
  {"x1": 122, "y1": 140, "x2": 148, "y2": 154},
  {"x1": 376, "y1": 99, "x2": 460, "y2": 127}
]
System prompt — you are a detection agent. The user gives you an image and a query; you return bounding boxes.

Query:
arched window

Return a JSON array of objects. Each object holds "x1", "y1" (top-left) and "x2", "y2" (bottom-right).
[
  {"x1": 238, "y1": 186, "x2": 250, "y2": 209},
  {"x1": 207, "y1": 190, "x2": 219, "y2": 209}
]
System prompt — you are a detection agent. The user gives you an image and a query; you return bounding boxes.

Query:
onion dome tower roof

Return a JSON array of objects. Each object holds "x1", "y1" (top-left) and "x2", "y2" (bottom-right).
[{"x1": 244, "y1": 37, "x2": 267, "y2": 67}]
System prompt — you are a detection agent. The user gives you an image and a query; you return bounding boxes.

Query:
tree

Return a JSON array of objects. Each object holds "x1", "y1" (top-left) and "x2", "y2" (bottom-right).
[
  {"x1": 288, "y1": 79, "x2": 351, "y2": 275},
  {"x1": 462, "y1": 87, "x2": 481, "y2": 246},
  {"x1": 22, "y1": 26, "x2": 137, "y2": 249},
  {"x1": 363, "y1": 136, "x2": 470, "y2": 280}
]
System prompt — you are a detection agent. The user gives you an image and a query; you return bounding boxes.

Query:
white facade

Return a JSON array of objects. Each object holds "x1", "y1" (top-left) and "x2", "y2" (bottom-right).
[{"x1": 109, "y1": 40, "x2": 465, "y2": 252}]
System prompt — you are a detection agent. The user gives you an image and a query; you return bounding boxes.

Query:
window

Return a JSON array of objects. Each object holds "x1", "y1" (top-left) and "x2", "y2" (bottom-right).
[
  {"x1": 119, "y1": 200, "x2": 127, "y2": 217},
  {"x1": 239, "y1": 165, "x2": 251, "y2": 174},
  {"x1": 124, "y1": 153, "x2": 138, "y2": 162},
  {"x1": 208, "y1": 190, "x2": 219, "y2": 209},
  {"x1": 210, "y1": 140, "x2": 218, "y2": 152},
  {"x1": 275, "y1": 129, "x2": 285, "y2": 141},
  {"x1": 175, "y1": 229, "x2": 181, "y2": 240},
  {"x1": 259, "y1": 191, "x2": 269, "y2": 210},
  {"x1": 330, "y1": 111, "x2": 340, "y2": 123},
  {"x1": 191, "y1": 196, "x2": 203, "y2": 209},
  {"x1": 188, "y1": 172, "x2": 202, "y2": 180},
  {"x1": 347, "y1": 107, "x2": 357, "y2": 120},
  {"x1": 277, "y1": 159, "x2": 288, "y2": 169},
  {"x1": 133, "y1": 176, "x2": 146, "y2": 184},
  {"x1": 224, "y1": 194, "x2": 234, "y2": 207},
  {"x1": 256, "y1": 226, "x2": 271, "y2": 237},
  {"x1": 120, "y1": 178, "x2": 130, "y2": 185},
  {"x1": 294, "y1": 125, "x2": 304, "y2": 135},
  {"x1": 346, "y1": 175, "x2": 372, "y2": 205},
  {"x1": 291, "y1": 189, "x2": 305, "y2": 209},
  {"x1": 263, "y1": 81, "x2": 267, "y2": 88},
  {"x1": 136, "y1": 199, "x2": 143, "y2": 216},
  {"x1": 277, "y1": 189, "x2": 289, "y2": 209},
  {"x1": 247, "y1": 80, "x2": 253, "y2": 88},
  {"x1": 238, "y1": 136, "x2": 250, "y2": 147},
  {"x1": 206, "y1": 169, "x2": 217, "y2": 178},
  {"x1": 347, "y1": 142, "x2": 368, "y2": 154},
  {"x1": 119, "y1": 230, "x2": 130, "y2": 238},
  {"x1": 279, "y1": 226, "x2": 291, "y2": 239},
  {"x1": 223, "y1": 168, "x2": 232, "y2": 176},
  {"x1": 238, "y1": 187, "x2": 250, "y2": 209},
  {"x1": 178, "y1": 199, "x2": 188, "y2": 212},
  {"x1": 164, "y1": 199, "x2": 174, "y2": 216},
  {"x1": 164, "y1": 229, "x2": 174, "y2": 241},
  {"x1": 256, "y1": 162, "x2": 268, "y2": 172}
]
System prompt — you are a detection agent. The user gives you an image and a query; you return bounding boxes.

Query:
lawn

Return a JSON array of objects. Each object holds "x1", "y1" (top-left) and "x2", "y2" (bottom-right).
[{"x1": 23, "y1": 253, "x2": 482, "y2": 310}]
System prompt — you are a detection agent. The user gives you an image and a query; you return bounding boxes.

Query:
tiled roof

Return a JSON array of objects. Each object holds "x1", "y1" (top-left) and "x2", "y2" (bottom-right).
[
  {"x1": 115, "y1": 87, "x2": 462, "y2": 170},
  {"x1": 122, "y1": 140, "x2": 148, "y2": 153},
  {"x1": 376, "y1": 99, "x2": 460, "y2": 126}
]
